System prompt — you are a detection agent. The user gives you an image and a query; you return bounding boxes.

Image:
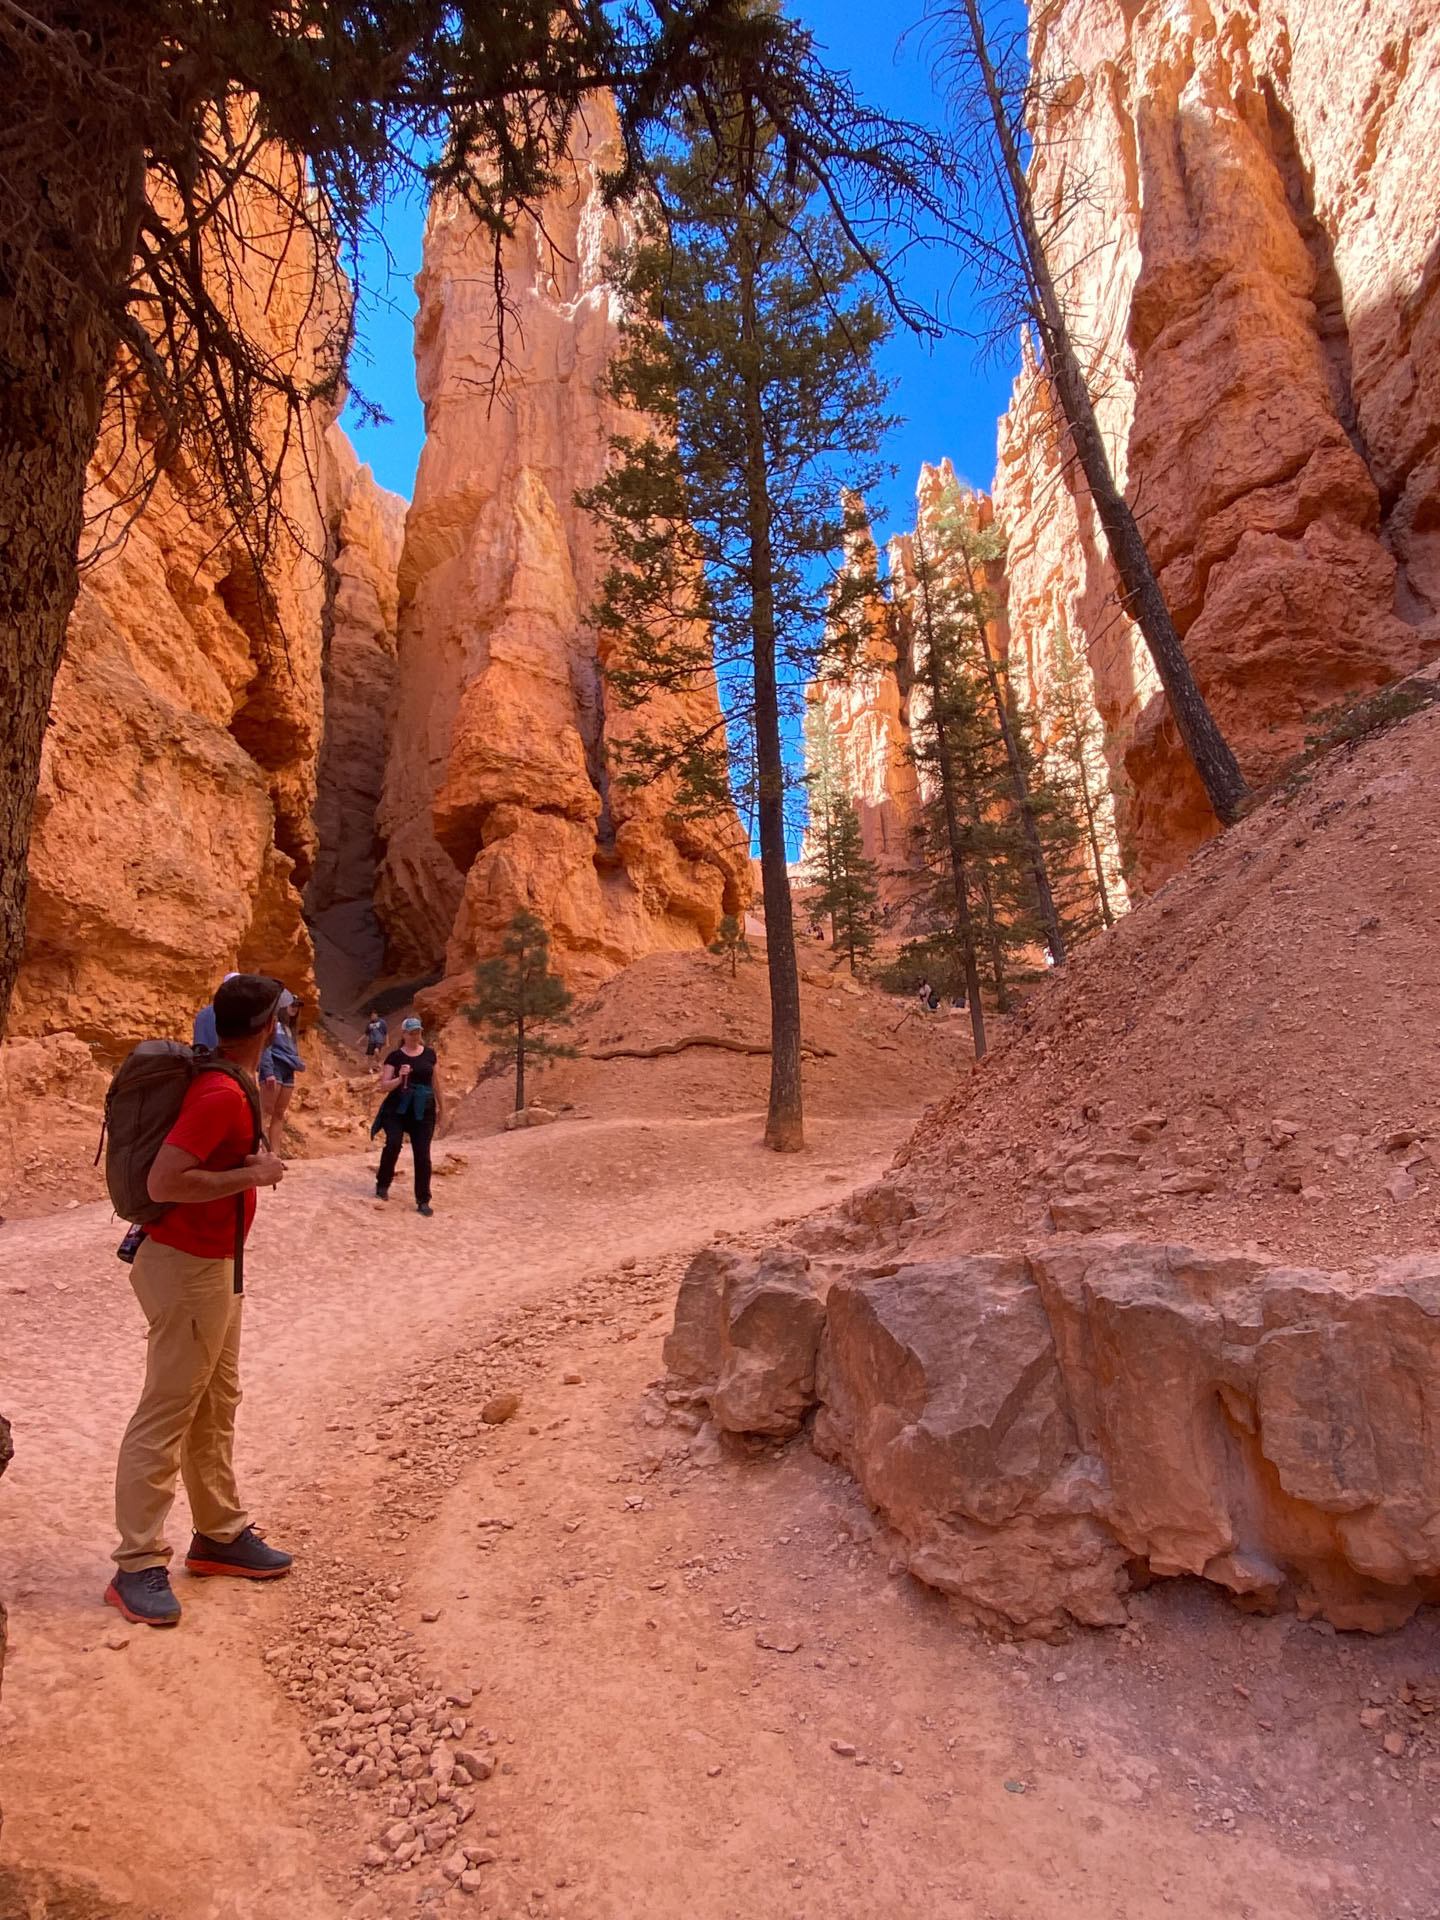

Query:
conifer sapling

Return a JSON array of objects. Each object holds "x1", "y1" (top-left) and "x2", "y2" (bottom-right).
[
  {"x1": 462, "y1": 910, "x2": 577, "y2": 1112},
  {"x1": 709, "y1": 914, "x2": 753, "y2": 979}
]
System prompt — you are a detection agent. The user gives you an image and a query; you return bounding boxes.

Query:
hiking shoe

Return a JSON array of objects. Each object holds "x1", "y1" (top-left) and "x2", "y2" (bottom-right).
[
  {"x1": 375, "y1": 1184, "x2": 390, "y2": 1200},
  {"x1": 105, "y1": 1567, "x2": 181, "y2": 1627},
  {"x1": 417, "y1": 1203, "x2": 433, "y2": 1217},
  {"x1": 185, "y1": 1526, "x2": 293, "y2": 1580}
]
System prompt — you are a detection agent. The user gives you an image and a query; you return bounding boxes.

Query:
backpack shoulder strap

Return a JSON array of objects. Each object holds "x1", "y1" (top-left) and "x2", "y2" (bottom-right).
[{"x1": 193, "y1": 1054, "x2": 263, "y2": 1296}]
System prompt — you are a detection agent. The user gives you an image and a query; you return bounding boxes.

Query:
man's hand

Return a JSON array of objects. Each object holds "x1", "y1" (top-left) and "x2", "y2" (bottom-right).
[{"x1": 244, "y1": 1150, "x2": 286, "y2": 1188}]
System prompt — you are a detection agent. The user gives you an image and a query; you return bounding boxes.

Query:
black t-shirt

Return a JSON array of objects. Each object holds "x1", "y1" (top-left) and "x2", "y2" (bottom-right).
[{"x1": 385, "y1": 1045, "x2": 436, "y2": 1089}]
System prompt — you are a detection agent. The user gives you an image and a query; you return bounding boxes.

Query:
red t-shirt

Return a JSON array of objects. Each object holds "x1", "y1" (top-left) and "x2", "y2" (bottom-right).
[{"x1": 147, "y1": 1072, "x2": 259, "y2": 1260}]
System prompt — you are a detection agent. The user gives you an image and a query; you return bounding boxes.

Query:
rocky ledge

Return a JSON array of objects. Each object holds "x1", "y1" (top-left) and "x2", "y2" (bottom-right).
[{"x1": 665, "y1": 1226, "x2": 1440, "y2": 1638}]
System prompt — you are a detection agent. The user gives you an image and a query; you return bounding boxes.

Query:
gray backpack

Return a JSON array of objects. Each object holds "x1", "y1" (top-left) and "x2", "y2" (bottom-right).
[{"x1": 99, "y1": 1040, "x2": 261, "y2": 1225}]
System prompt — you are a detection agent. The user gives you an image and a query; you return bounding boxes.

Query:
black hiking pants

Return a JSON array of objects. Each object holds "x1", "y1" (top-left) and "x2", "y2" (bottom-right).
[{"x1": 377, "y1": 1110, "x2": 435, "y2": 1207}]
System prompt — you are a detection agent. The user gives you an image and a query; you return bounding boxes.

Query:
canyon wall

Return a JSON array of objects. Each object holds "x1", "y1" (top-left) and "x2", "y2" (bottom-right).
[
  {"x1": 4, "y1": 142, "x2": 407, "y2": 1053},
  {"x1": 7, "y1": 421, "x2": 399, "y2": 1054},
  {"x1": 997, "y1": 0, "x2": 1440, "y2": 887},
  {"x1": 375, "y1": 98, "x2": 751, "y2": 1006},
  {"x1": 10, "y1": 216, "x2": 345, "y2": 1050},
  {"x1": 308, "y1": 427, "x2": 408, "y2": 1009},
  {"x1": 807, "y1": 509, "x2": 919, "y2": 895}
]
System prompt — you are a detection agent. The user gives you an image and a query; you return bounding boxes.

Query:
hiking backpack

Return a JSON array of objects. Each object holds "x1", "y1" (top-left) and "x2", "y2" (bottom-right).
[{"x1": 99, "y1": 1040, "x2": 261, "y2": 1224}]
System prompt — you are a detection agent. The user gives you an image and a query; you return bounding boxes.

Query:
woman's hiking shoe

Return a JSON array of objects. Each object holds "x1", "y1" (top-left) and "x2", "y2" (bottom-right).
[
  {"x1": 375, "y1": 1184, "x2": 390, "y2": 1200},
  {"x1": 105, "y1": 1567, "x2": 181, "y2": 1627},
  {"x1": 185, "y1": 1526, "x2": 293, "y2": 1579},
  {"x1": 417, "y1": 1203, "x2": 434, "y2": 1217}
]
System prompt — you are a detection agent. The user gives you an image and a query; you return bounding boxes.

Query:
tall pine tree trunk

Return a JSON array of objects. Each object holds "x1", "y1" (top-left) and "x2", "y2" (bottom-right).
[
  {"x1": 1069, "y1": 718, "x2": 1116, "y2": 928},
  {"x1": 739, "y1": 238, "x2": 804, "y2": 1152},
  {"x1": 935, "y1": 751, "x2": 987, "y2": 1056},
  {"x1": 0, "y1": 144, "x2": 136, "y2": 1034},
  {"x1": 515, "y1": 1010, "x2": 526, "y2": 1110},
  {"x1": 914, "y1": 542, "x2": 986, "y2": 1054},
  {"x1": 957, "y1": 543, "x2": 1065, "y2": 962},
  {"x1": 958, "y1": 0, "x2": 1250, "y2": 828}
]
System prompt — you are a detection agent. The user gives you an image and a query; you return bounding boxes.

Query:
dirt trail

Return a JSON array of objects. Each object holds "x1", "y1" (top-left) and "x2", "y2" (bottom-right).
[{"x1": 1, "y1": 1104, "x2": 1436, "y2": 1920}]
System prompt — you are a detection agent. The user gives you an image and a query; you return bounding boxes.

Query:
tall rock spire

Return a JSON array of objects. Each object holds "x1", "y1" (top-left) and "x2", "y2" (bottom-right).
[{"x1": 375, "y1": 95, "x2": 750, "y2": 1002}]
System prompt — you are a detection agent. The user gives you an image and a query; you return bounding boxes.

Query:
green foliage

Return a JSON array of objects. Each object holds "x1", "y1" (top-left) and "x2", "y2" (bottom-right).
[
  {"x1": 578, "y1": 97, "x2": 902, "y2": 1148},
  {"x1": 873, "y1": 936, "x2": 969, "y2": 1002},
  {"x1": 579, "y1": 121, "x2": 897, "y2": 818},
  {"x1": 1038, "y1": 627, "x2": 1124, "y2": 934},
  {"x1": 708, "y1": 914, "x2": 754, "y2": 979},
  {"x1": 803, "y1": 703, "x2": 880, "y2": 973},
  {"x1": 1303, "y1": 678, "x2": 1440, "y2": 756},
  {"x1": 462, "y1": 909, "x2": 576, "y2": 1111}
]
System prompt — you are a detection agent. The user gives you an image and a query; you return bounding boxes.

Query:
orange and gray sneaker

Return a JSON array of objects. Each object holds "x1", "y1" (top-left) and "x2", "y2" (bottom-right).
[
  {"x1": 106, "y1": 1567, "x2": 182, "y2": 1626},
  {"x1": 185, "y1": 1526, "x2": 293, "y2": 1579}
]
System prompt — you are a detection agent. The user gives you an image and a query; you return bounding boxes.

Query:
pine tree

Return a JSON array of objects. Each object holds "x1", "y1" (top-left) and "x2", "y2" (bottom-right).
[
  {"x1": 1041, "y1": 627, "x2": 1122, "y2": 931},
  {"x1": 581, "y1": 106, "x2": 894, "y2": 1153},
  {"x1": 708, "y1": 914, "x2": 753, "y2": 979},
  {"x1": 802, "y1": 701, "x2": 881, "y2": 973},
  {"x1": 806, "y1": 790, "x2": 881, "y2": 974},
  {"x1": 937, "y1": 0, "x2": 1251, "y2": 828},
  {"x1": 905, "y1": 517, "x2": 1004, "y2": 1054},
  {"x1": 925, "y1": 481, "x2": 1067, "y2": 965},
  {"x1": 462, "y1": 910, "x2": 576, "y2": 1112}
]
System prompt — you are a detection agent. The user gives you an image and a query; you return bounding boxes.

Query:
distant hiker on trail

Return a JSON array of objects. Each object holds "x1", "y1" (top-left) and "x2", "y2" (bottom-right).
[
  {"x1": 107, "y1": 973, "x2": 293, "y2": 1629},
  {"x1": 264, "y1": 991, "x2": 306, "y2": 1158},
  {"x1": 363, "y1": 1013, "x2": 388, "y2": 1067},
  {"x1": 915, "y1": 977, "x2": 933, "y2": 1013},
  {"x1": 373, "y1": 1017, "x2": 445, "y2": 1217}
]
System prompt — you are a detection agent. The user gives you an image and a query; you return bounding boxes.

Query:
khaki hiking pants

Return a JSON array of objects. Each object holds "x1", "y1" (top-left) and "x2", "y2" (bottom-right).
[{"x1": 113, "y1": 1236, "x2": 249, "y2": 1572}]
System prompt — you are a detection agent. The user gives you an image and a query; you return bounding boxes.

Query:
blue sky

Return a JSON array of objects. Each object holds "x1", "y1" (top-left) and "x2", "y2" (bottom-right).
[{"x1": 340, "y1": 0, "x2": 1023, "y2": 542}]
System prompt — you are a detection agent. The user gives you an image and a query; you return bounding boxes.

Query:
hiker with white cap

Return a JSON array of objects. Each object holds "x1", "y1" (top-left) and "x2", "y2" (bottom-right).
[
  {"x1": 372, "y1": 1015, "x2": 444, "y2": 1216},
  {"x1": 262, "y1": 990, "x2": 306, "y2": 1157}
]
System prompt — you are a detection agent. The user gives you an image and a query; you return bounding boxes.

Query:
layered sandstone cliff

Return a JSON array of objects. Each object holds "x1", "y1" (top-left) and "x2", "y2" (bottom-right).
[
  {"x1": 997, "y1": 0, "x2": 1440, "y2": 887},
  {"x1": 807, "y1": 508, "x2": 919, "y2": 893},
  {"x1": 308, "y1": 426, "x2": 408, "y2": 1007},
  {"x1": 375, "y1": 99, "x2": 751, "y2": 1003},
  {"x1": 6, "y1": 415, "x2": 400, "y2": 1054},
  {"x1": 10, "y1": 234, "x2": 343, "y2": 1047}
]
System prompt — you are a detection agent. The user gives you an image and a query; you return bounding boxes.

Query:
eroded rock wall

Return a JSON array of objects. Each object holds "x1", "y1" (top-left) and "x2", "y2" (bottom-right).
[
  {"x1": 10, "y1": 250, "x2": 347, "y2": 1050},
  {"x1": 375, "y1": 98, "x2": 751, "y2": 1003},
  {"x1": 668, "y1": 1229, "x2": 1440, "y2": 1636},
  {"x1": 809, "y1": 509, "x2": 920, "y2": 892},
  {"x1": 997, "y1": 0, "x2": 1440, "y2": 887},
  {"x1": 308, "y1": 426, "x2": 407, "y2": 1008}
]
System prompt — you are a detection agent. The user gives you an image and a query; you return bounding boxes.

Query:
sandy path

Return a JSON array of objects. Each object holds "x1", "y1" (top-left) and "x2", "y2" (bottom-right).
[
  {"x1": 2, "y1": 1106, "x2": 1436, "y2": 1920},
  {"x1": 0, "y1": 1109, "x2": 900, "y2": 1913}
]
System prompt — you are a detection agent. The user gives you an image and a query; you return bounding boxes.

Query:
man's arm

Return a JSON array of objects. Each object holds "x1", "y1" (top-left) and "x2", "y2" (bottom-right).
[{"x1": 148, "y1": 1144, "x2": 285, "y2": 1205}]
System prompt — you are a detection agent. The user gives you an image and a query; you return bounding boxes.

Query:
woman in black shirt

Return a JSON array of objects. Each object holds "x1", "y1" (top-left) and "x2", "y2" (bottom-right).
[{"x1": 371, "y1": 1017, "x2": 445, "y2": 1215}]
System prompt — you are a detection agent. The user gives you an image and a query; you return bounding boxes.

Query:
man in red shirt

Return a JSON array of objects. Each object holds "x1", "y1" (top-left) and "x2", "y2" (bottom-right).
[{"x1": 107, "y1": 974, "x2": 293, "y2": 1627}]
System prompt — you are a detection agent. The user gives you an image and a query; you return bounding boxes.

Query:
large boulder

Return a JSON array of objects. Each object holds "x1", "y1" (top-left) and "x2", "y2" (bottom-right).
[
  {"x1": 667, "y1": 1234, "x2": 1440, "y2": 1634},
  {"x1": 814, "y1": 1257, "x2": 1129, "y2": 1634},
  {"x1": 1032, "y1": 1240, "x2": 1440, "y2": 1632},
  {"x1": 664, "y1": 1246, "x2": 825, "y2": 1437}
]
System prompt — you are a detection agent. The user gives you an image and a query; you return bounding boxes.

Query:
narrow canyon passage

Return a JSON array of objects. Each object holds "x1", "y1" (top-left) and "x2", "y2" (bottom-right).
[{"x1": 3, "y1": 1104, "x2": 1438, "y2": 1920}]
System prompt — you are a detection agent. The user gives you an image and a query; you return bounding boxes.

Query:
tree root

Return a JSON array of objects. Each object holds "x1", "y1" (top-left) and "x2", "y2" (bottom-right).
[{"x1": 585, "y1": 1034, "x2": 836, "y2": 1062}]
